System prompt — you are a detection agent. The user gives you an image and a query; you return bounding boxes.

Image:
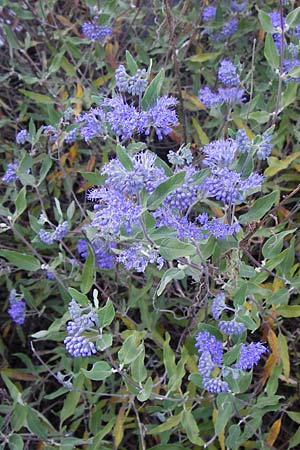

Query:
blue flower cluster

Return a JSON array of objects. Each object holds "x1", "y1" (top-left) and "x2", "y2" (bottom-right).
[
  {"x1": 199, "y1": 59, "x2": 244, "y2": 108},
  {"x1": 117, "y1": 244, "x2": 164, "y2": 273},
  {"x1": 202, "y1": 3, "x2": 243, "y2": 41},
  {"x1": 77, "y1": 238, "x2": 116, "y2": 270},
  {"x1": 82, "y1": 22, "x2": 112, "y2": 42},
  {"x1": 2, "y1": 162, "x2": 18, "y2": 183},
  {"x1": 200, "y1": 138, "x2": 263, "y2": 204},
  {"x1": 196, "y1": 327, "x2": 267, "y2": 393},
  {"x1": 8, "y1": 289, "x2": 26, "y2": 325},
  {"x1": 115, "y1": 65, "x2": 148, "y2": 96},
  {"x1": 64, "y1": 299, "x2": 98, "y2": 357},
  {"x1": 39, "y1": 221, "x2": 69, "y2": 245},
  {"x1": 269, "y1": 11, "x2": 300, "y2": 82},
  {"x1": 16, "y1": 130, "x2": 30, "y2": 144}
]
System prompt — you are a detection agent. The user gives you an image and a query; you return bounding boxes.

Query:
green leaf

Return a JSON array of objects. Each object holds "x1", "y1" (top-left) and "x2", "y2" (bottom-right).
[
  {"x1": 60, "y1": 374, "x2": 84, "y2": 424},
  {"x1": 262, "y1": 229, "x2": 295, "y2": 259},
  {"x1": 264, "y1": 33, "x2": 279, "y2": 70},
  {"x1": 287, "y1": 411, "x2": 300, "y2": 425},
  {"x1": 182, "y1": 410, "x2": 204, "y2": 445},
  {"x1": 90, "y1": 418, "x2": 115, "y2": 449},
  {"x1": 141, "y1": 68, "x2": 165, "y2": 109},
  {"x1": 215, "y1": 393, "x2": 235, "y2": 435},
  {"x1": 159, "y1": 238, "x2": 196, "y2": 260},
  {"x1": 68, "y1": 288, "x2": 89, "y2": 306},
  {"x1": 156, "y1": 268, "x2": 185, "y2": 297},
  {"x1": 147, "y1": 171, "x2": 186, "y2": 210},
  {"x1": 118, "y1": 334, "x2": 144, "y2": 364},
  {"x1": 26, "y1": 408, "x2": 48, "y2": 440},
  {"x1": 188, "y1": 51, "x2": 220, "y2": 63},
  {"x1": 126, "y1": 50, "x2": 138, "y2": 75},
  {"x1": 148, "y1": 412, "x2": 183, "y2": 434},
  {"x1": 137, "y1": 377, "x2": 153, "y2": 402},
  {"x1": 81, "y1": 361, "x2": 112, "y2": 381},
  {"x1": 96, "y1": 333, "x2": 113, "y2": 351},
  {"x1": 0, "y1": 250, "x2": 40, "y2": 271},
  {"x1": 38, "y1": 155, "x2": 52, "y2": 185},
  {"x1": 276, "y1": 305, "x2": 300, "y2": 318},
  {"x1": 8, "y1": 434, "x2": 24, "y2": 450},
  {"x1": 248, "y1": 111, "x2": 270, "y2": 124},
  {"x1": 80, "y1": 246, "x2": 95, "y2": 294},
  {"x1": 97, "y1": 299, "x2": 115, "y2": 328},
  {"x1": 14, "y1": 186, "x2": 27, "y2": 218},
  {"x1": 19, "y1": 89, "x2": 55, "y2": 104},
  {"x1": 131, "y1": 349, "x2": 147, "y2": 383},
  {"x1": 258, "y1": 10, "x2": 275, "y2": 33},
  {"x1": 80, "y1": 171, "x2": 106, "y2": 185},
  {"x1": 286, "y1": 6, "x2": 300, "y2": 28},
  {"x1": 116, "y1": 144, "x2": 133, "y2": 170},
  {"x1": 48, "y1": 52, "x2": 64, "y2": 74},
  {"x1": 239, "y1": 191, "x2": 278, "y2": 224},
  {"x1": 3, "y1": 24, "x2": 20, "y2": 49}
]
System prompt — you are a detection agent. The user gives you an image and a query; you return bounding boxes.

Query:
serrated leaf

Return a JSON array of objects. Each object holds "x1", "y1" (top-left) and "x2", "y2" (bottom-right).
[{"x1": 0, "y1": 250, "x2": 40, "y2": 271}]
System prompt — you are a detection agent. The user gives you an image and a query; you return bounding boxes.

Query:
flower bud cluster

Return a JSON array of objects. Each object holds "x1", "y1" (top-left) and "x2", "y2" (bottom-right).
[
  {"x1": 39, "y1": 221, "x2": 69, "y2": 245},
  {"x1": 64, "y1": 299, "x2": 98, "y2": 357},
  {"x1": 8, "y1": 289, "x2": 26, "y2": 325}
]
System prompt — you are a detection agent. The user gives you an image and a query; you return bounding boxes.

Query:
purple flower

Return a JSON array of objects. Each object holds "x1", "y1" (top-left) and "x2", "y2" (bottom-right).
[
  {"x1": 102, "y1": 151, "x2": 166, "y2": 195},
  {"x1": 199, "y1": 217, "x2": 241, "y2": 239},
  {"x1": 284, "y1": 58, "x2": 300, "y2": 82},
  {"x1": 64, "y1": 129, "x2": 77, "y2": 144},
  {"x1": 115, "y1": 65, "x2": 148, "y2": 96},
  {"x1": 202, "y1": 139, "x2": 237, "y2": 170},
  {"x1": 2, "y1": 162, "x2": 18, "y2": 183},
  {"x1": 257, "y1": 133, "x2": 273, "y2": 160},
  {"x1": 236, "y1": 129, "x2": 251, "y2": 153},
  {"x1": 64, "y1": 335, "x2": 97, "y2": 357},
  {"x1": 218, "y1": 60, "x2": 240, "y2": 86},
  {"x1": 164, "y1": 166, "x2": 199, "y2": 211},
  {"x1": 53, "y1": 221, "x2": 69, "y2": 241},
  {"x1": 118, "y1": 243, "x2": 164, "y2": 273},
  {"x1": 218, "y1": 319, "x2": 246, "y2": 335},
  {"x1": 46, "y1": 270, "x2": 55, "y2": 280},
  {"x1": 140, "y1": 96, "x2": 178, "y2": 140},
  {"x1": 198, "y1": 352, "x2": 215, "y2": 378},
  {"x1": 201, "y1": 168, "x2": 263, "y2": 204},
  {"x1": 202, "y1": 377, "x2": 229, "y2": 393},
  {"x1": 219, "y1": 18, "x2": 238, "y2": 39},
  {"x1": 235, "y1": 342, "x2": 267, "y2": 370},
  {"x1": 231, "y1": 1, "x2": 247, "y2": 12},
  {"x1": 154, "y1": 209, "x2": 205, "y2": 240},
  {"x1": 76, "y1": 108, "x2": 106, "y2": 141},
  {"x1": 77, "y1": 238, "x2": 116, "y2": 269},
  {"x1": 212, "y1": 293, "x2": 226, "y2": 320},
  {"x1": 202, "y1": 6, "x2": 216, "y2": 22},
  {"x1": 269, "y1": 12, "x2": 285, "y2": 52},
  {"x1": 104, "y1": 96, "x2": 140, "y2": 140},
  {"x1": 195, "y1": 331, "x2": 223, "y2": 367},
  {"x1": 16, "y1": 130, "x2": 30, "y2": 144},
  {"x1": 199, "y1": 86, "x2": 244, "y2": 107},
  {"x1": 88, "y1": 187, "x2": 142, "y2": 236},
  {"x1": 8, "y1": 289, "x2": 26, "y2": 325},
  {"x1": 39, "y1": 229, "x2": 54, "y2": 245},
  {"x1": 64, "y1": 299, "x2": 98, "y2": 357},
  {"x1": 82, "y1": 22, "x2": 112, "y2": 42}
]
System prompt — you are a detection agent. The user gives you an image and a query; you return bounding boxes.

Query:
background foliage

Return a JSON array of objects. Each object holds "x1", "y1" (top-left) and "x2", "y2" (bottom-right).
[{"x1": 1, "y1": 1, "x2": 300, "y2": 449}]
